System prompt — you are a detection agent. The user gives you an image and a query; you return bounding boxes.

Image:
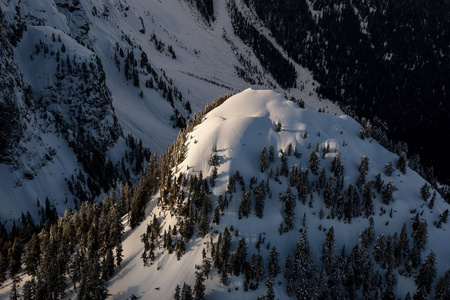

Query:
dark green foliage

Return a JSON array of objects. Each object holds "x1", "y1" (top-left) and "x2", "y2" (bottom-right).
[
  {"x1": 435, "y1": 271, "x2": 450, "y2": 300},
  {"x1": 420, "y1": 183, "x2": 431, "y2": 201},
  {"x1": 228, "y1": 1, "x2": 297, "y2": 88},
  {"x1": 397, "y1": 152, "x2": 407, "y2": 174},
  {"x1": 194, "y1": 271, "x2": 205, "y2": 300},
  {"x1": 415, "y1": 251, "x2": 436, "y2": 295},
  {"x1": 268, "y1": 246, "x2": 280, "y2": 278},
  {"x1": 238, "y1": 191, "x2": 252, "y2": 219},
  {"x1": 181, "y1": 283, "x2": 193, "y2": 300},
  {"x1": 382, "y1": 181, "x2": 397, "y2": 205},
  {"x1": 254, "y1": 181, "x2": 266, "y2": 218},
  {"x1": 308, "y1": 150, "x2": 319, "y2": 175},
  {"x1": 280, "y1": 187, "x2": 296, "y2": 231},
  {"x1": 260, "y1": 146, "x2": 267, "y2": 172},
  {"x1": 232, "y1": 238, "x2": 247, "y2": 276}
]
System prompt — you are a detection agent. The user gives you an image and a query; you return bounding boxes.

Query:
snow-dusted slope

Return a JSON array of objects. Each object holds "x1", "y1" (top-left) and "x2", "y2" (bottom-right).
[
  {"x1": 0, "y1": 0, "x2": 341, "y2": 222},
  {"x1": 105, "y1": 89, "x2": 450, "y2": 299}
]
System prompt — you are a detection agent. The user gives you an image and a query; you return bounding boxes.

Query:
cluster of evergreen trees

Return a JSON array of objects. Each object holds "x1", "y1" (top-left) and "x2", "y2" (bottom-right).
[
  {"x1": 186, "y1": 0, "x2": 214, "y2": 24},
  {"x1": 0, "y1": 193, "x2": 123, "y2": 299},
  {"x1": 243, "y1": 0, "x2": 450, "y2": 185},
  {"x1": 113, "y1": 41, "x2": 190, "y2": 128},
  {"x1": 227, "y1": 0, "x2": 297, "y2": 89}
]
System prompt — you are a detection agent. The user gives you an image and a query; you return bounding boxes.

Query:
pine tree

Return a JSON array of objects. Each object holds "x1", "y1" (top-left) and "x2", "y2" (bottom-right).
[
  {"x1": 181, "y1": 283, "x2": 193, "y2": 300},
  {"x1": 383, "y1": 263, "x2": 397, "y2": 300},
  {"x1": 308, "y1": 150, "x2": 319, "y2": 175},
  {"x1": 384, "y1": 161, "x2": 394, "y2": 176},
  {"x1": 434, "y1": 271, "x2": 450, "y2": 300},
  {"x1": 397, "y1": 152, "x2": 407, "y2": 174},
  {"x1": 232, "y1": 237, "x2": 247, "y2": 276},
  {"x1": 297, "y1": 278, "x2": 310, "y2": 300},
  {"x1": 194, "y1": 271, "x2": 205, "y2": 300},
  {"x1": 360, "y1": 218, "x2": 375, "y2": 248},
  {"x1": 382, "y1": 181, "x2": 397, "y2": 205},
  {"x1": 254, "y1": 181, "x2": 266, "y2": 218},
  {"x1": 280, "y1": 152, "x2": 289, "y2": 177},
  {"x1": 357, "y1": 156, "x2": 369, "y2": 187},
  {"x1": 174, "y1": 284, "x2": 181, "y2": 300},
  {"x1": 296, "y1": 230, "x2": 316, "y2": 279},
  {"x1": 284, "y1": 254, "x2": 296, "y2": 297},
  {"x1": 9, "y1": 275, "x2": 20, "y2": 300},
  {"x1": 260, "y1": 147, "x2": 268, "y2": 172},
  {"x1": 8, "y1": 237, "x2": 22, "y2": 278},
  {"x1": 23, "y1": 233, "x2": 40, "y2": 276},
  {"x1": 419, "y1": 183, "x2": 431, "y2": 201},
  {"x1": 280, "y1": 187, "x2": 296, "y2": 231},
  {"x1": 322, "y1": 227, "x2": 336, "y2": 274},
  {"x1": 265, "y1": 278, "x2": 275, "y2": 300},
  {"x1": 238, "y1": 191, "x2": 251, "y2": 219},
  {"x1": 253, "y1": 252, "x2": 265, "y2": 287},
  {"x1": 413, "y1": 220, "x2": 428, "y2": 251},
  {"x1": 268, "y1": 145, "x2": 275, "y2": 162},
  {"x1": 398, "y1": 223, "x2": 410, "y2": 265},
  {"x1": 415, "y1": 251, "x2": 436, "y2": 294},
  {"x1": 268, "y1": 246, "x2": 281, "y2": 278},
  {"x1": 363, "y1": 180, "x2": 374, "y2": 217},
  {"x1": 429, "y1": 191, "x2": 436, "y2": 209}
]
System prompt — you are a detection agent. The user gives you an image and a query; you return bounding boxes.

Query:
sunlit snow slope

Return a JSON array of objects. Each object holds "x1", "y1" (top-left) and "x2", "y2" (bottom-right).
[{"x1": 107, "y1": 89, "x2": 450, "y2": 300}]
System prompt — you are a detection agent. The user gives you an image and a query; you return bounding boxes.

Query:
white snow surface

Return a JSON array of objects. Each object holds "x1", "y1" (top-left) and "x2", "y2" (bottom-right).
[{"x1": 104, "y1": 89, "x2": 449, "y2": 299}]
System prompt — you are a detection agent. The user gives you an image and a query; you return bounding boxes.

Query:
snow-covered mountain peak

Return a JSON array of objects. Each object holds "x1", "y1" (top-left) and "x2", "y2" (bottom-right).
[{"x1": 103, "y1": 89, "x2": 450, "y2": 299}]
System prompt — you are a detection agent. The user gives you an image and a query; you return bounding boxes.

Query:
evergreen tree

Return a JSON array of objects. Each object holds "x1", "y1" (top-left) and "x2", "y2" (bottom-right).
[
  {"x1": 253, "y1": 252, "x2": 266, "y2": 287},
  {"x1": 398, "y1": 223, "x2": 410, "y2": 265},
  {"x1": 415, "y1": 251, "x2": 436, "y2": 294},
  {"x1": 8, "y1": 237, "x2": 21, "y2": 278},
  {"x1": 296, "y1": 230, "x2": 316, "y2": 279},
  {"x1": 254, "y1": 181, "x2": 266, "y2": 218},
  {"x1": 434, "y1": 271, "x2": 450, "y2": 300},
  {"x1": 265, "y1": 278, "x2": 275, "y2": 300},
  {"x1": 194, "y1": 271, "x2": 205, "y2": 300},
  {"x1": 280, "y1": 152, "x2": 289, "y2": 177},
  {"x1": 382, "y1": 181, "x2": 397, "y2": 205},
  {"x1": 232, "y1": 237, "x2": 247, "y2": 276},
  {"x1": 322, "y1": 227, "x2": 336, "y2": 274},
  {"x1": 260, "y1": 146, "x2": 268, "y2": 172},
  {"x1": 360, "y1": 217, "x2": 375, "y2": 248},
  {"x1": 363, "y1": 180, "x2": 374, "y2": 217},
  {"x1": 268, "y1": 145, "x2": 275, "y2": 162},
  {"x1": 174, "y1": 284, "x2": 181, "y2": 300},
  {"x1": 397, "y1": 152, "x2": 407, "y2": 174},
  {"x1": 429, "y1": 191, "x2": 436, "y2": 209},
  {"x1": 357, "y1": 156, "x2": 369, "y2": 187},
  {"x1": 308, "y1": 150, "x2": 320, "y2": 175},
  {"x1": 384, "y1": 161, "x2": 394, "y2": 176},
  {"x1": 238, "y1": 191, "x2": 251, "y2": 219},
  {"x1": 297, "y1": 278, "x2": 310, "y2": 300},
  {"x1": 181, "y1": 283, "x2": 193, "y2": 300},
  {"x1": 284, "y1": 254, "x2": 296, "y2": 297},
  {"x1": 374, "y1": 173, "x2": 383, "y2": 193},
  {"x1": 280, "y1": 187, "x2": 296, "y2": 231},
  {"x1": 419, "y1": 183, "x2": 431, "y2": 201},
  {"x1": 23, "y1": 233, "x2": 40, "y2": 276},
  {"x1": 413, "y1": 220, "x2": 428, "y2": 251},
  {"x1": 268, "y1": 246, "x2": 280, "y2": 278}
]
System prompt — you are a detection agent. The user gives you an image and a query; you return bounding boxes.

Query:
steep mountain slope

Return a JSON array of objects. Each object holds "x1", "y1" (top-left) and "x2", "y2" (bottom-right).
[
  {"x1": 0, "y1": 0, "x2": 339, "y2": 222},
  {"x1": 102, "y1": 89, "x2": 450, "y2": 299}
]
